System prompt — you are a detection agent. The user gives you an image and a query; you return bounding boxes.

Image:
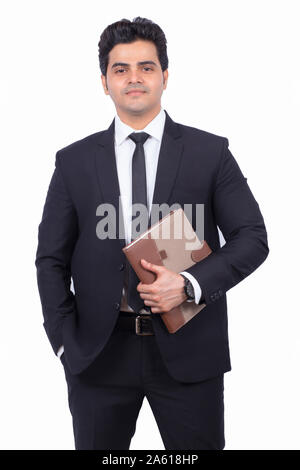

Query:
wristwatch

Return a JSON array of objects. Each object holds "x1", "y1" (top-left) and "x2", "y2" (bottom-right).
[{"x1": 180, "y1": 274, "x2": 195, "y2": 301}]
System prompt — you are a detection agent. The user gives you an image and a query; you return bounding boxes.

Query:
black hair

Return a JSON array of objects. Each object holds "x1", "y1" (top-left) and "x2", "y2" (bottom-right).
[{"x1": 98, "y1": 16, "x2": 168, "y2": 76}]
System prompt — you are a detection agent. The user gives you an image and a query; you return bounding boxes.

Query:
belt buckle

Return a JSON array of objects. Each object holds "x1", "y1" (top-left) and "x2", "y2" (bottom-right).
[{"x1": 135, "y1": 315, "x2": 153, "y2": 336}]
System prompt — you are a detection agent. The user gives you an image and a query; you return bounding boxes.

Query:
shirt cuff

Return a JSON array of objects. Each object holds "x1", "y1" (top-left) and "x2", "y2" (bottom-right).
[
  {"x1": 57, "y1": 345, "x2": 64, "y2": 359},
  {"x1": 179, "y1": 271, "x2": 202, "y2": 304}
]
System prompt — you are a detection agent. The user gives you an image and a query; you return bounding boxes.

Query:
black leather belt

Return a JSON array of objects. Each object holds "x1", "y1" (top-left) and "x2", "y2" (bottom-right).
[{"x1": 117, "y1": 311, "x2": 154, "y2": 336}]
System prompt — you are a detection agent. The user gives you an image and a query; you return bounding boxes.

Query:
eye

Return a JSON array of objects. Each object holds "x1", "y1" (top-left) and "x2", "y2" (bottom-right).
[{"x1": 115, "y1": 67, "x2": 153, "y2": 74}]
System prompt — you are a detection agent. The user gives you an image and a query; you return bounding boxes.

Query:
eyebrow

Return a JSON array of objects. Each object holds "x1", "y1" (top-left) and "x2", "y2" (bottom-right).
[{"x1": 111, "y1": 61, "x2": 158, "y2": 70}]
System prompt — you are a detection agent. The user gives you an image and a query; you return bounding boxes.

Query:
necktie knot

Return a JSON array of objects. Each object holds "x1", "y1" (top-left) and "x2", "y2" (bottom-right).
[{"x1": 128, "y1": 132, "x2": 150, "y2": 146}]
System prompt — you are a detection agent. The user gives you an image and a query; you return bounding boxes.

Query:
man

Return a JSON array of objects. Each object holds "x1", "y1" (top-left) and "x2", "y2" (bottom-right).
[{"x1": 35, "y1": 17, "x2": 269, "y2": 450}]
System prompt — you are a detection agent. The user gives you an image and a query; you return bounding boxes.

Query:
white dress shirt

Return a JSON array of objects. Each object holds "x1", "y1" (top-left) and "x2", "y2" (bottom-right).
[{"x1": 56, "y1": 107, "x2": 201, "y2": 359}]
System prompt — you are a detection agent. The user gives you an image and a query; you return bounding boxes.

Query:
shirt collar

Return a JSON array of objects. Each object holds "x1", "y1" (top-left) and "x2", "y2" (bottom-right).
[{"x1": 114, "y1": 107, "x2": 166, "y2": 146}]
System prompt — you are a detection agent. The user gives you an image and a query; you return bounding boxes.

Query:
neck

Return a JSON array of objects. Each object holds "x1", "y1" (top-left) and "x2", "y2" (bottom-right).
[{"x1": 116, "y1": 105, "x2": 161, "y2": 130}]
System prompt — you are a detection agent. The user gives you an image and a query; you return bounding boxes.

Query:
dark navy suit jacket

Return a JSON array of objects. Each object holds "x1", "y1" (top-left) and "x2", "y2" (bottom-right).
[{"x1": 35, "y1": 110, "x2": 269, "y2": 382}]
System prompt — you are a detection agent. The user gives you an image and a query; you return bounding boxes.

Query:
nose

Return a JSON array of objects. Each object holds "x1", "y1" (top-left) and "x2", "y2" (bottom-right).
[{"x1": 127, "y1": 69, "x2": 144, "y2": 85}]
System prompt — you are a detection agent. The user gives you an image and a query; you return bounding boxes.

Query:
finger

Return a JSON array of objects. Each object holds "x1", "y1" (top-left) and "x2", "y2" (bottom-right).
[
  {"x1": 143, "y1": 299, "x2": 160, "y2": 306},
  {"x1": 150, "y1": 307, "x2": 162, "y2": 314},
  {"x1": 137, "y1": 283, "x2": 157, "y2": 294},
  {"x1": 139, "y1": 292, "x2": 156, "y2": 300}
]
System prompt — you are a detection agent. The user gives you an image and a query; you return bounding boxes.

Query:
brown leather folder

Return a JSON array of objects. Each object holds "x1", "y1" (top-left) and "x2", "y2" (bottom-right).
[{"x1": 122, "y1": 207, "x2": 212, "y2": 333}]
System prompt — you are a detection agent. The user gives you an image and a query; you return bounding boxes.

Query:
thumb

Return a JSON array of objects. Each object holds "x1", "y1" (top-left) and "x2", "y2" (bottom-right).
[{"x1": 141, "y1": 258, "x2": 162, "y2": 273}]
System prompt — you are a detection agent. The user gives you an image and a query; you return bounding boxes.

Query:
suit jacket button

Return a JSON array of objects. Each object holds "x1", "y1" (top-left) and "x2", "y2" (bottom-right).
[
  {"x1": 119, "y1": 263, "x2": 125, "y2": 271},
  {"x1": 115, "y1": 302, "x2": 120, "y2": 310}
]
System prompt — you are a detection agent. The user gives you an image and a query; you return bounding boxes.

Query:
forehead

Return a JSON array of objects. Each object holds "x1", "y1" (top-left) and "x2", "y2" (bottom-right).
[{"x1": 108, "y1": 40, "x2": 158, "y2": 64}]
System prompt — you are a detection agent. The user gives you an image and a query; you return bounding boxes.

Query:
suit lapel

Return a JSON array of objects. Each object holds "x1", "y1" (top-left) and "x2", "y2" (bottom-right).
[{"x1": 95, "y1": 110, "x2": 184, "y2": 250}]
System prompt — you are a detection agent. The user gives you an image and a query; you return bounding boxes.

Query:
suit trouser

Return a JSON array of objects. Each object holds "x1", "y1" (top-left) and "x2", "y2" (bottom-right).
[{"x1": 60, "y1": 314, "x2": 225, "y2": 450}]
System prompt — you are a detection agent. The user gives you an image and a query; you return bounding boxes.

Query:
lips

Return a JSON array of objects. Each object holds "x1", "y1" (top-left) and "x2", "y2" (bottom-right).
[{"x1": 127, "y1": 90, "x2": 145, "y2": 95}]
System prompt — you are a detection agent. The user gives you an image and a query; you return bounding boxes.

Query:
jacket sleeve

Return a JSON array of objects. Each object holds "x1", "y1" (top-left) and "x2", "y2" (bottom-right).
[
  {"x1": 35, "y1": 151, "x2": 78, "y2": 355},
  {"x1": 184, "y1": 138, "x2": 269, "y2": 306}
]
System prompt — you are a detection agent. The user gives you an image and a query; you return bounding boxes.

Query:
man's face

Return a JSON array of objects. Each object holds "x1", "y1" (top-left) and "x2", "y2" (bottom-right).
[{"x1": 101, "y1": 39, "x2": 168, "y2": 116}]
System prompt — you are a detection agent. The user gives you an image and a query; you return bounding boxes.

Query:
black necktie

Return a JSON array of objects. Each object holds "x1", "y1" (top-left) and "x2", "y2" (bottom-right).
[{"x1": 126, "y1": 131, "x2": 151, "y2": 313}]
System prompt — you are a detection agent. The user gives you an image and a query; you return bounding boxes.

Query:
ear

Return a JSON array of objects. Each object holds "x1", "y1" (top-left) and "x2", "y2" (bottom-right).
[
  {"x1": 101, "y1": 74, "x2": 109, "y2": 95},
  {"x1": 163, "y1": 69, "x2": 168, "y2": 89}
]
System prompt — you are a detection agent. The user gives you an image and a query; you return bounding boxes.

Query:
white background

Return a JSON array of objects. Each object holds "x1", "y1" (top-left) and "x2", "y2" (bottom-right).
[{"x1": 1, "y1": 0, "x2": 299, "y2": 450}]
